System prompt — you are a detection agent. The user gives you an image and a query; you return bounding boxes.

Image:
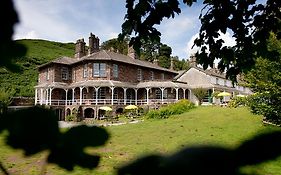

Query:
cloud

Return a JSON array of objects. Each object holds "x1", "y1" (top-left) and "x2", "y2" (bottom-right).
[
  {"x1": 14, "y1": 30, "x2": 39, "y2": 40},
  {"x1": 185, "y1": 31, "x2": 236, "y2": 60}
]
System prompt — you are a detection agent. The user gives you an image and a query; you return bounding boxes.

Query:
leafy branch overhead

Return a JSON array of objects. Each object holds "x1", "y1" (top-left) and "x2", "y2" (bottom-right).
[{"x1": 119, "y1": 0, "x2": 281, "y2": 81}]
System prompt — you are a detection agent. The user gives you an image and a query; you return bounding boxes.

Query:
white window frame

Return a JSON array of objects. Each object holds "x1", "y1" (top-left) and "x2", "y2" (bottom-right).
[
  {"x1": 113, "y1": 64, "x2": 118, "y2": 78},
  {"x1": 46, "y1": 67, "x2": 50, "y2": 80},
  {"x1": 61, "y1": 67, "x2": 69, "y2": 80},
  {"x1": 83, "y1": 64, "x2": 88, "y2": 78},
  {"x1": 100, "y1": 63, "x2": 106, "y2": 77},
  {"x1": 93, "y1": 63, "x2": 106, "y2": 77}
]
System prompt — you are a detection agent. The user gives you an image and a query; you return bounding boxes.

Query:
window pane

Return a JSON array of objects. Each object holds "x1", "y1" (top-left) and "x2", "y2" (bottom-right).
[
  {"x1": 113, "y1": 64, "x2": 118, "y2": 78},
  {"x1": 61, "y1": 67, "x2": 68, "y2": 80},
  {"x1": 83, "y1": 64, "x2": 88, "y2": 78},
  {"x1": 100, "y1": 63, "x2": 106, "y2": 77},
  {"x1": 137, "y1": 69, "x2": 142, "y2": 81},
  {"x1": 93, "y1": 63, "x2": 99, "y2": 77}
]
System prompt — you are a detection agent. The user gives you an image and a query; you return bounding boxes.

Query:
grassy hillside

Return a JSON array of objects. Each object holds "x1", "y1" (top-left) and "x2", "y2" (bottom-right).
[{"x1": 0, "y1": 39, "x2": 75, "y2": 97}]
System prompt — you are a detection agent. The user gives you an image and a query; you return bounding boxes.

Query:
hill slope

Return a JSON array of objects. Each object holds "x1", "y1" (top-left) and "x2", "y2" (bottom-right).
[{"x1": 0, "y1": 39, "x2": 75, "y2": 97}]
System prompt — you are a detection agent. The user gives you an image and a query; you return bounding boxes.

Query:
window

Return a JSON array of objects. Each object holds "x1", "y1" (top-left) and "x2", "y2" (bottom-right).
[
  {"x1": 161, "y1": 73, "x2": 165, "y2": 80},
  {"x1": 150, "y1": 71, "x2": 154, "y2": 80},
  {"x1": 155, "y1": 89, "x2": 161, "y2": 99},
  {"x1": 113, "y1": 64, "x2": 118, "y2": 78},
  {"x1": 83, "y1": 64, "x2": 88, "y2": 78},
  {"x1": 137, "y1": 68, "x2": 143, "y2": 81},
  {"x1": 93, "y1": 63, "x2": 107, "y2": 77},
  {"x1": 46, "y1": 67, "x2": 50, "y2": 80},
  {"x1": 216, "y1": 78, "x2": 219, "y2": 84},
  {"x1": 61, "y1": 67, "x2": 69, "y2": 80}
]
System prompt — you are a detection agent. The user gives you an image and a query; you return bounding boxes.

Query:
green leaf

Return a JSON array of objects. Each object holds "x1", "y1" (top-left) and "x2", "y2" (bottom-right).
[
  {"x1": 2, "y1": 106, "x2": 59, "y2": 155},
  {"x1": 48, "y1": 125, "x2": 110, "y2": 170}
]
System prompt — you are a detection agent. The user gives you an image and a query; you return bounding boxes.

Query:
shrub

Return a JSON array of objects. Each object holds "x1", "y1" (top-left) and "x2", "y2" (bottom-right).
[
  {"x1": 147, "y1": 99, "x2": 195, "y2": 119},
  {"x1": 65, "y1": 115, "x2": 76, "y2": 122},
  {"x1": 228, "y1": 97, "x2": 248, "y2": 108}
]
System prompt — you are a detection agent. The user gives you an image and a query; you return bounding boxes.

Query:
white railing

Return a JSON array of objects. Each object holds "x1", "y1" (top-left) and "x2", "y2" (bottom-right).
[{"x1": 36, "y1": 98, "x2": 179, "y2": 106}]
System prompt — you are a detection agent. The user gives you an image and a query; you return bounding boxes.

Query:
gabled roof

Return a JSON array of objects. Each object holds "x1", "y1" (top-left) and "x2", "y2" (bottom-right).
[
  {"x1": 174, "y1": 66, "x2": 227, "y2": 80},
  {"x1": 39, "y1": 50, "x2": 177, "y2": 74}
]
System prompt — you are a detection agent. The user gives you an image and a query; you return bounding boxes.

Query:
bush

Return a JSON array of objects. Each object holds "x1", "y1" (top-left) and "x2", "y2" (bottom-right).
[
  {"x1": 247, "y1": 93, "x2": 281, "y2": 125},
  {"x1": 147, "y1": 99, "x2": 195, "y2": 119},
  {"x1": 228, "y1": 97, "x2": 248, "y2": 108},
  {"x1": 65, "y1": 115, "x2": 76, "y2": 122}
]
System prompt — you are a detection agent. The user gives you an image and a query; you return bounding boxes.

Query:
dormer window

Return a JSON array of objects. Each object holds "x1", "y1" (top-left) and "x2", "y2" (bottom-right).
[{"x1": 61, "y1": 67, "x2": 69, "y2": 80}]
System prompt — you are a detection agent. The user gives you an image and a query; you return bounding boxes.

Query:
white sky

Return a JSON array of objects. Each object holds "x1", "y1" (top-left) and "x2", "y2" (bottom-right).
[{"x1": 13, "y1": 0, "x2": 235, "y2": 60}]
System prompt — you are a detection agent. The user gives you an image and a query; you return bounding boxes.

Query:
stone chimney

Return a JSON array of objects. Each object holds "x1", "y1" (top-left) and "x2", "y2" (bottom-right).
[
  {"x1": 189, "y1": 55, "x2": 197, "y2": 67},
  {"x1": 170, "y1": 58, "x2": 174, "y2": 70},
  {"x1": 88, "y1": 33, "x2": 99, "y2": 55},
  {"x1": 75, "y1": 38, "x2": 86, "y2": 59},
  {"x1": 127, "y1": 45, "x2": 138, "y2": 59}
]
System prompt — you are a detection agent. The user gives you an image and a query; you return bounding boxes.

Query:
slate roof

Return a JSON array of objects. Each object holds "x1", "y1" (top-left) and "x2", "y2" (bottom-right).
[
  {"x1": 39, "y1": 50, "x2": 177, "y2": 73},
  {"x1": 174, "y1": 66, "x2": 227, "y2": 81}
]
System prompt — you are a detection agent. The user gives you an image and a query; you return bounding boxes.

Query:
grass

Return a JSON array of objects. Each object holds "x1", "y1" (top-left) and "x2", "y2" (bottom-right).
[{"x1": 1, "y1": 106, "x2": 281, "y2": 174}]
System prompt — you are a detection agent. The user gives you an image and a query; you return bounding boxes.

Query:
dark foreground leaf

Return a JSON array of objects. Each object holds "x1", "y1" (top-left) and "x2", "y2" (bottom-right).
[
  {"x1": 48, "y1": 125, "x2": 109, "y2": 170},
  {"x1": 2, "y1": 106, "x2": 59, "y2": 155}
]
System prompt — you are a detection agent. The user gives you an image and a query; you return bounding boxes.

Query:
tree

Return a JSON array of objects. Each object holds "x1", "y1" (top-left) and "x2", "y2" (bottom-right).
[
  {"x1": 172, "y1": 56, "x2": 189, "y2": 71},
  {"x1": 192, "y1": 87, "x2": 207, "y2": 105},
  {"x1": 158, "y1": 44, "x2": 172, "y2": 68},
  {"x1": 119, "y1": 0, "x2": 281, "y2": 82},
  {"x1": 101, "y1": 38, "x2": 129, "y2": 55},
  {"x1": 244, "y1": 33, "x2": 281, "y2": 125}
]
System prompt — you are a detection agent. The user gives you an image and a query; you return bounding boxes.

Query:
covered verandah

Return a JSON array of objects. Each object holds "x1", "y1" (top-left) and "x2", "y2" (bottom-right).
[{"x1": 34, "y1": 80, "x2": 191, "y2": 106}]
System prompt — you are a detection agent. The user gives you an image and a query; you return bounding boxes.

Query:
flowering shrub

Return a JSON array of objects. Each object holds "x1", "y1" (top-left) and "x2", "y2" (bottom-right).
[{"x1": 147, "y1": 99, "x2": 195, "y2": 119}]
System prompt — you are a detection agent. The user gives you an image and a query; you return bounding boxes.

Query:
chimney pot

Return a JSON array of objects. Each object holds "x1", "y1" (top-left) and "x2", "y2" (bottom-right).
[
  {"x1": 88, "y1": 33, "x2": 99, "y2": 55},
  {"x1": 75, "y1": 38, "x2": 86, "y2": 59}
]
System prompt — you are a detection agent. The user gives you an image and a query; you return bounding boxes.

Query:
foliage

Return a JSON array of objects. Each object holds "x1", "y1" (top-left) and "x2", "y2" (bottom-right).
[
  {"x1": 172, "y1": 56, "x2": 189, "y2": 71},
  {"x1": 228, "y1": 97, "x2": 248, "y2": 108},
  {"x1": 0, "y1": 106, "x2": 109, "y2": 172},
  {"x1": 65, "y1": 115, "x2": 76, "y2": 122},
  {"x1": 101, "y1": 38, "x2": 129, "y2": 55},
  {"x1": 0, "y1": 88, "x2": 14, "y2": 114},
  {"x1": 192, "y1": 87, "x2": 208, "y2": 105},
  {"x1": 244, "y1": 34, "x2": 281, "y2": 125},
  {"x1": 157, "y1": 44, "x2": 172, "y2": 68},
  {"x1": 119, "y1": 0, "x2": 281, "y2": 82},
  {"x1": 0, "y1": 39, "x2": 74, "y2": 97},
  {"x1": 147, "y1": 99, "x2": 195, "y2": 119}
]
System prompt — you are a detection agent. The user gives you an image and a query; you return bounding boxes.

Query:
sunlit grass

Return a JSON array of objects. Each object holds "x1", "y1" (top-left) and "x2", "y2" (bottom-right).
[{"x1": 1, "y1": 106, "x2": 281, "y2": 175}]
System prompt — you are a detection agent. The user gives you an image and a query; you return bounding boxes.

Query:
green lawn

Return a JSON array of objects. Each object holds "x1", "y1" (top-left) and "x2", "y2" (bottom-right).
[{"x1": 1, "y1": 106, "x2": 281, "y2": 175}]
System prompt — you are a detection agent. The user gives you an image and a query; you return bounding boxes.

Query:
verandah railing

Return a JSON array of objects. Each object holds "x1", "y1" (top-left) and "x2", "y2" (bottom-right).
[{"x1": 36, "y1": 99, "x2": 178, "y2": 106}]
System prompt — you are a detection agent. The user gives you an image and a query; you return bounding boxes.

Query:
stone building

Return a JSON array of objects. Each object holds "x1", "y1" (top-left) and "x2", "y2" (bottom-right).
[
  {"x1": 35, "y1": 33, "x2": 252, "y2": 120},
  {"x1": 35, "y1": 33, "x2": 191, "y2": 120}
]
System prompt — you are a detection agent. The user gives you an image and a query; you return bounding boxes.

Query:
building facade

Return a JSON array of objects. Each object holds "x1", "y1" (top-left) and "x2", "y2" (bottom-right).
[
  {"x1": 35, "y1": 34, "x2": 191, "y2": 120},
  {"x1": 35, "y1": 33, "x2": 252, "y2": 120}
]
